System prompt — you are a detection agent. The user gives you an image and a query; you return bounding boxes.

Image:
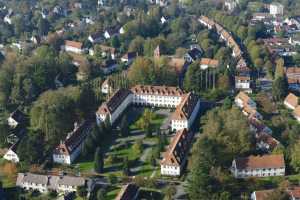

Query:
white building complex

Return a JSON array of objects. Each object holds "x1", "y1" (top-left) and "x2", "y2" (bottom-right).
[
  {"x1": 96, "y1": 85, "x2": 200, "y2": 131},
  {"x1": 231, "y1": 154, "x2": 285, "y2": 178},
  {"x1": 270, "y1": 2, "x2": 284, "y2": 16},
  {"x1": 16, "y1": 173, "x2": 86, "y2": 194},
  {"x1": 160, "y1": 129, "x2": 192, "y2": 176},
  {"x1": 53, "y1": 121, "x2": 93, "y2": 165}
]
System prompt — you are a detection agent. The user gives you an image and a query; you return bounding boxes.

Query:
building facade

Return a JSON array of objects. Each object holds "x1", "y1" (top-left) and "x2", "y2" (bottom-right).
[
  {"x1": 96, "y1": 85, "x2": 200, "y2": 131},
  {"x1": 160, "y1": 129, "x2": 192, "y2": 176},
  {"x1": 53, "y1": 121, "x2": 93, "y2": 165},
  {"x1": 231, "y1": 154, "x2": 285, "y2": 178}
]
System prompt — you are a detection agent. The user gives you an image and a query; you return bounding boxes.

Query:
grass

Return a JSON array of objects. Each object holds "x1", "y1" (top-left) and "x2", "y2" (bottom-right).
[{"x1": 105, "y1": 186, "x2": 120, "y2": 200}]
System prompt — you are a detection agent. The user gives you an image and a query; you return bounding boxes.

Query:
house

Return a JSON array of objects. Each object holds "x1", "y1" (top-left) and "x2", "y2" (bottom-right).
[
  {"x1": 16, "y1": 173, "x2": 86, "y2": 194},
  {"x1": 161, "y1": 129, "x2": 192, "y2": 176},
  {"x1": 235, "y1": 76, "x2": 252, "y2": 93},
  {"x1": 3, "y1": 144, "x2": 19, "y2": 163},
  {"x1": 115, "y1": 183, "x2": 139, "y2": 200},
  {"x1": 103, "y1": 27, "x2": 119, "y2": 39},
  {"x1": 256, "y1": 132, "x2": 280, "y2": 152},
  {"x1": 96, "y1": 89, "x2": 133, "y2": 125},
  {"x1": 248, "y1": 117, "x2": 272, "y2": 134},
  {"x1": 235, "y1": 92, "x2": 262, "y2": 119},
  {"x1": 198, "y1": 16, "x2": 215, "y2": 30},
  {"x1": 184, "y1": 47, "x2": 202, "y2": 63},
  {"x1": 96, "y1": 85, "x2": 200, "y2": 131},
  {"x1": 63, "y1": 40, "x2": 84, "y2": 54},
  {"x1": 98, "y1": 45, "x2": 117, "y2": 60},
  {"x1": 293, "y1": 106, "x2": 300, "y2": 122},
  {"x1": 235, "y1": 91, "x2": 256, "y2": 109},
  {"x1": 100, "y1": 60, "x2": 118, "y2": 74},
  {"x1": 30, "y1": 35, "x2": 41, "y2": 44},
  {"x1": 284, "y1": 93, "x2": 298, "y2": 110},
  {"x1": 53, "y1": 121, "x2": 93, "y2": 165},
  {"x1": 121, "y1": 52, "x2": 137, "y2": 64},
  {"x1": 88, "y1": 32, "x2": 103, "y2": 44},
  {"x1": 231, "y1": 154, "x2": 285, "y2": 178},
  {"x1": 285, "y1": 67, "x2": 300, "y2": 91},
  {"x1": 224, "y1": 0, "x2": 238, "y2": 12},
  {"x1": 101, "y1": 78, "x2": 112, "y2": 94},
  {"x1": 250, "y1": 189, "x2": 273, "y2": 200},
  {"x1": 161, "y1": 16, "x2": 168, "y2": 24},
  {"x1": 252, "y1": 13, "x2": 272, "y2": 21},
  {"x1": 199, "y1": 58, "x2": 219, "y2": 70},
  {"x1": 251, "y1": 187, "x2": 300, "y2": 200},
  {"x1": 270, "y1": 2, "x2": 284, "y2": 16},
  {"x1": 7, "y1": 109, "x2": 25, "y2": 128}
]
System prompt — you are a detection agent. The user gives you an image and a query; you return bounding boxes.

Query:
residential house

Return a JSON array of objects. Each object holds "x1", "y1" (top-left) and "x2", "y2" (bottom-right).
[
  {"x1": 224, "y1": 0, "x2": 238, "y2": 12},
  {"x1": 231, "y1": 154, "x2": 285, "y2": 178},
  {"x1": 284, "y1": 93, "x2": 298, "y2": 110},
  {"x1": 100, "y1": 60, "x2": 118, "y2": 74},
  {"x1": 121, "y1": 52, "x2": 137, "y2": 64},
  {"x1": 235, "y1": 76, "x2": 252, "y2": 93},
  {"x1": 184, "y1": 47, "x2": 202, "y2": 63},
  {"x1": 98, "y1": 45, "x2": 117, "y2": 60},
  {"x1": 252, "y1": 13, "x2": 273, "y2": 22},
  {"x1": 161, "y1": 129, "x2": 192, "y2": 176},
  {"x1": 256, "y1": 132, "x2": 280, "y2": 152},
  {"x1": 251, "y1": 187, "x2": 300, "y2": 200},
  {"x1": 101, "y1": 78, "x2": 112, "y2": 94},
  {"x1": 63, "y1": 40, "x2": 84, "y2": 54},
  {"x1": 103, "y1": 27, "x2": 119, "y2": 39},
  {"x1": 16, "y1": 173, "x2": 86, "y2": 194},
  {"x1": 161, "y1": 16, "x2": 168, "y2": 24},
  {"x1": 7, "y1": 109, "x2": 25, "y2": 128},
  {"x1": 248, "y1": 117, "x2": 272, "y2": 135},
  {"x1": 270, "y1": 2, "x2": 284, "y2": 16},
  {"x1": 250, "y1": 189, "x2": 273, "y2": 200},
  {"x1": 115, "y1": 183, "x2": 139, "y2": 200},
  {"x1": 235, "y1": 92, "x2": 262, "y2": 119},
  {"x1": 199, "y1": 58, "x2": 219, "y2": 70},
  {"x1": 3, "y1": 143, "x2": 19, "y2": 163},
  {"x1": 285, "y1": 67, "x2": 300, "y2": 91},
  {"x1": 53, "y1": 121, "x2": 93, "y2": 165},
  {"x1": 88, "y1": 32, "x2": 103, "y2": 44}
]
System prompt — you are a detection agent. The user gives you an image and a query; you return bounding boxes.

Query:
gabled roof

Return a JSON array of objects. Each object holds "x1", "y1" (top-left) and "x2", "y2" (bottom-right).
[
  {"x1": 171, "y1": 93, "x2": 199, "y2": 120},
  {"x1": 293, "y1": 105, "x2": 300, "y2": 118},
  {"x1": 115, "y1": 183, "x2": 139, "y2": 200},
  {"x1": 256, "y1": 132, "x2": 280, "y2": 150},
  {"x1": 200, "y1": 58, "x2": 219, "y2": 67},
  {"x1": 161, "y1": 129, "x2": 192, "y2": 166},
  {"x1": 9, "y1": 109, "x2": 25, "y2": 123},
  {"x1": 53, "y1": 121, "x2": 93, "y2": 156},
  {"x1": 131, "y1": 85, "x2": 183, "y2": 97},
  {"x1": 65, "y1": 40, "x2": 83, "y2": 49},
  {"x1": 234, "y1": 154, "x2": 285, "y2": 170},
  {"x1": 284, "y1": 93, "x2": 298, "y2": 108},
  {"x1": 253, "y1": 190, "x2": 273, "y2": 200},
  {"x1": 97, "y1": 89, "x2": 132, "y2": 116},
  {"x1": 122, "y1": 52, "x2": 137, "y2": 60}
]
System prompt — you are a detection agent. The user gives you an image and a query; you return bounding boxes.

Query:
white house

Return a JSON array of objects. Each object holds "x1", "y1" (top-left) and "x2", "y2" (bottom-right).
[
  {"x1": 235, "y1": 75, "x2": 252, "y2": 92},
  {"x1": 16, "y1": 173, "x2": 86, "y2": 194},
  {"x1": 251, "y1": 187, "x2": 300, "y2": 200},
  {"x1": 3, "y1": 144, "x2": 19, "y2": 163},
  {"x1": 101, "y1": 79, "x2": 112, "y2": 94},
  {"x1": 231, "y1": 154, "x2": 285, "y2": 178},
  {"x1": 96, "y1": 85, "x2": 200, "y2": 131},
  {"x1": 63, "y1": 40, "x2": 84, "y2": 54},
  {"x1": 53, "y1": 121, "x2": 93, "y2": 165},
  {"x1": 200, "y1": 58, "x2": 219, "y2": 70},
  {"x1": 284, "y1": 93, "x2": 298, "y2": 110},
  {"x1": 235, "y1": 91, "x2": 256, "y2": 109},
  {"x1": 121, "y1": 52, "x2": 137, "y2": 64},
  {"x1": 7, "y1": 109, "x2": 25, "y2": 128},
  {"x1": 88, "y1": 32, "x2": 103, "y2": 44},
  {"x1": 160, "y1": 129, "x2": 192, "y2": 176},
  {"x1": 270, "y1": 3, "x2": 284, "y2": 16}
]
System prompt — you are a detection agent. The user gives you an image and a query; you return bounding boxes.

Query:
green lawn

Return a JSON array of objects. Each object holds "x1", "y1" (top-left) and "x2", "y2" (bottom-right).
[{"x1": 105, "y1": 187, "x2": 120, "y2": 200}]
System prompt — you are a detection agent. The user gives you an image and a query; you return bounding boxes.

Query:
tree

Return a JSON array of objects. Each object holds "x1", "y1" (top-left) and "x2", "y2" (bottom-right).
[
  {"x1": 275, "y1": 58, "x2": 285, "y2": 79},
  {"x1": 266, "y1": 188, "x2": 290, "y2": 200},
  {"x1": 272, "y1": 76, "x2": 288, "y2": 101},
  {"x1": 96, "y1": 189, "x2": 105, "y2": 200},
  {"x1": 108, "y1": 174, "x2": 118, "y2": 184},
  {"x1": 77, "y1": 186, "x2": 87, "y2": 198},
  {"x1": 123, "y1": 157, "x2": 130, "y2": 176},
  {"x1": 37, "y1": 18, "x2": 50, "y2": 36},
  {"x1": 128, "y1": 57, "x2": 155, "y2": 85},
  {"x1": 111, "y1": 35, "x2": 120, "y2": 48},
  {"x1": 120, "y1": 115, "x2": 130, "y2": 137},
  {"x1": 128, "y1": 36, "x2": 144, "y2": 55},
  {"x1": 94, "y1": 147, "x2": 104, "y2": 173},
  {"x1": 291, "y1": 141, "x2": 300, "y2": 173},
  {"x1": 164, "y1": 185, "x2": 176, "y2": 200},
  {"x1": 136, "y1": 109, "x2": 155, "y2": 137},
  {"x1": 132, "y1": 139, "x2": 143, "y2": 155}
]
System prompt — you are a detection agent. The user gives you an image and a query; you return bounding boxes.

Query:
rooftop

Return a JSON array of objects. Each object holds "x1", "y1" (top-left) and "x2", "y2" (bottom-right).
[{"x1": 234, "y1": 154, "x2": 285, "y2": 170}]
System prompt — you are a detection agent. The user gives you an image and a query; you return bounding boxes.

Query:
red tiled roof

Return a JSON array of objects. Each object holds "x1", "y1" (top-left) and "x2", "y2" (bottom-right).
[
  {"x1": 65, "y1": 40, "x2": 83, "y2": 49},
  {"x1": 235, "y1": 154, "x2": 285, "y2": 170},
  {"x1": 284, "y1": 93, "x2": 298, "y2": 109}
]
